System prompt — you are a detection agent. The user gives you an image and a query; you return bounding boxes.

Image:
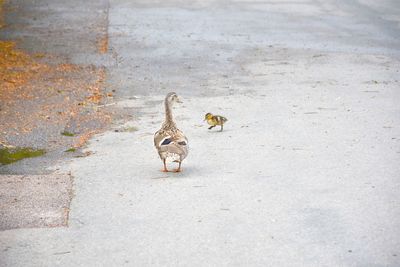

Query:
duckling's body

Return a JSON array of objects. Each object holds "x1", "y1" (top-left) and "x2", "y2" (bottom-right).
[
  {"x1": 205, "y1": 113, "x2": 228, "y2": 131},
  {"x1": 154, "y1": 93, "x2": 188, "y2": 172}
]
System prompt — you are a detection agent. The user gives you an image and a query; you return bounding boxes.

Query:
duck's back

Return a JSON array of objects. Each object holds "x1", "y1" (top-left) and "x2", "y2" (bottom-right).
[{"x1": 154, "y1": 127, "x2": 188, "y2": 161}]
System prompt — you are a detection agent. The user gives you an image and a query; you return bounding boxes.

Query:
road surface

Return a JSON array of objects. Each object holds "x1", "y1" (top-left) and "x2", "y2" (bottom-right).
[{"x1": 1, "y1": 0, "x2": 400, "y2": 266}]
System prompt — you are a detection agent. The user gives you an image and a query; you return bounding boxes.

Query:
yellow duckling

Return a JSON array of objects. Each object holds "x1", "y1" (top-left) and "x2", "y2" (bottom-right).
[{"x1": 204, "y1": 113, "x2": 228, "y2": 131}]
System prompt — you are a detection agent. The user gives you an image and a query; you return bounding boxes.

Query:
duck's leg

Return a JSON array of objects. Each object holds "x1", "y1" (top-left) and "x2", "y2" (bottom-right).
[
  {"x1": 208, "y1": 125, "x2": 216, "y2": 130},
  {"x1": 220, "y1": 124, "x2": 224, "y2": 132},
  {"x1": 162, "y1": 159, "x2": 168, "y2": 172},
  {"x1": 175, "y1": 162, "x2": 182, "y2": 172}
]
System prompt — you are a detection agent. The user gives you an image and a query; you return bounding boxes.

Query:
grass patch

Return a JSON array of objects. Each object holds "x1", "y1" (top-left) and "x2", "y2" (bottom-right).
[
  {"x1": 0, "y1": 147, "x2": 46, "y2": 165},
  {"x1": 61, "y1": 131, "x2": 75, "y2": 137},
  {"x1": 65, "y1": 148, "x2": 76, "y2": 152}
]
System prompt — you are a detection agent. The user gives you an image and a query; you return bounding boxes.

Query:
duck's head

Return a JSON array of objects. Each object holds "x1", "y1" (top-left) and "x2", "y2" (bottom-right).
[
  {"x1": 166, "y1": 92, "x2": 182, "y2": 105},
  {"x1": 204, "y1": 113, "x2": 213, "y2": 121}
]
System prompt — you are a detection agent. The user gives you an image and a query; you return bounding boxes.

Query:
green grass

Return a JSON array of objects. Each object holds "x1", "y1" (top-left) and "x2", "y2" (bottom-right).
[
  {"x1": 61, "y1": 131, "x2": 75, "y2": 137},
  {"x1": 0, "y1": 147, "x2": 46, "y2": 165}
]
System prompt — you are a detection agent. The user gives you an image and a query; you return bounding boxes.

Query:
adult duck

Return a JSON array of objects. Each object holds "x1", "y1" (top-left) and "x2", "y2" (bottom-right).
[{"x1": 154, "y1": 92, "x2": 188, "y2": 172}]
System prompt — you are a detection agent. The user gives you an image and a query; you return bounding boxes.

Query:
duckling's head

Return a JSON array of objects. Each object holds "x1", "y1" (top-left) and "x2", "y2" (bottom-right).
[
  {"x1": 204, "y1": 113, "x2": 213, "y2": 120},
  {"x1": 166, "y1": 92, "x2": 182, "y2": 105}
]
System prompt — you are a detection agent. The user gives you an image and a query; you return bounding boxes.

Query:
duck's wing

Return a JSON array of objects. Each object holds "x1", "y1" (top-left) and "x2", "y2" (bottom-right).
[
  {"x1": 157, "y1": 130, "x2": 188, "y2": 160},
  {"x1": 154, "y1": 130, "x2": 166, "y2": 149}
]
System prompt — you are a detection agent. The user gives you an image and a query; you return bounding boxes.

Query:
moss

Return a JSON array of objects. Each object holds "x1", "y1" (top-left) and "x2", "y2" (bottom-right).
[
  {"x1": 61, "y1": 131, "x2": 75, "y2": 137},
  {"x1": 0, "y1": 147, "x2": 46, "y2": 165},
  {"x1": 65, "y1": 148, "x2": 76, "y2": 152}
]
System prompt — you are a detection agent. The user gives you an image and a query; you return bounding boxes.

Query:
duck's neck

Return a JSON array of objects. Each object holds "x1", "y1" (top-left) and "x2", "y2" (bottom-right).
[{"x1": 164, "y1": 100, "x2": 176, "y2": 128}]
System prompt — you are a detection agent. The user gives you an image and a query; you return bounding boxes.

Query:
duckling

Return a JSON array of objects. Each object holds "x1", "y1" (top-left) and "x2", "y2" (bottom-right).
[
  {"x1": 204, "y1": 113, "x2": 228, "y2": 131},
  {"x1": 154, "y1": 92, "x2": 188, "y2": 172}
]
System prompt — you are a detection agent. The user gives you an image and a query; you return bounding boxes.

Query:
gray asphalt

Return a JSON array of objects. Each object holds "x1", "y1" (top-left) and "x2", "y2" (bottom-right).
[
  {"x1": 1, "y1": 0, "x2": 400, "y2": 266},
  {"x1": 0, "y1": 0, "x2": 114, "y2": 175},
  {"x1": 0, "y1": 174, "x2": 72, "y2": 230}
]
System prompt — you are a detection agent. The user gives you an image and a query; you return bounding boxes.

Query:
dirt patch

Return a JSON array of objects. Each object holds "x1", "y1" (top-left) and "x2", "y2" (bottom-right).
[
  {"x1": 96, "y1": 2, "x2": 109, "y2": 54},
  {"x1": 0, "y1": 41, "x2": 113, "y2": 159},
  {"x1": 0, "y1": 174, "x2": 73, "y2": 230},
  {"x1": 97, "y1": 35, "x2": 109, "y2": 54},
  {"x1": 0, "y1": 41, "x2": 43, "y2": 99}
]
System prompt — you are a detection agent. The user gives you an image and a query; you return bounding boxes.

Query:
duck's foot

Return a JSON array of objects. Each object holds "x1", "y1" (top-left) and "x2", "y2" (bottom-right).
[
  {"x1": 161, "y1": 169, "x2": 169, "y2": 172},
  {"x1": 174, "y1": 162, "x2": 182, "y2": 172}
]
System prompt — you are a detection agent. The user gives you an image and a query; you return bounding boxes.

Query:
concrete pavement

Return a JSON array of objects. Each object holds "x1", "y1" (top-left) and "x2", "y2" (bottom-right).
[{"x1": 1, "y1": 0, "x2": 400, "y2": 266}]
